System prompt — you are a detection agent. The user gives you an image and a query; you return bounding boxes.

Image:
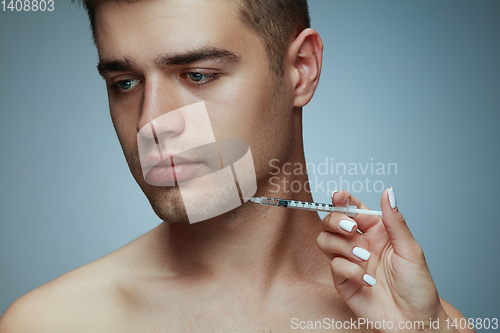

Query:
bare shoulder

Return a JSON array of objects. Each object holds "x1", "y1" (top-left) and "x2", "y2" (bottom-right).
[
  {"x1": 0, "y1": 255, "x2": 129, "y2": 332},
  {"x1": 0, "y1": 231, "x2": 153, "y2": 333}
]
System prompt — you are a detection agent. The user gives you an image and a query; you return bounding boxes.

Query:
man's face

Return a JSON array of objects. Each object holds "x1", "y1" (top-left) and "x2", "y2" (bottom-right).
[{"x1": 95, "y1": 0, "x2": 296, "y2": 222}]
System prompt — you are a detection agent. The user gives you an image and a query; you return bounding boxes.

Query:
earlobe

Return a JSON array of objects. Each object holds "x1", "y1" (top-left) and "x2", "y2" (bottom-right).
[{"x1": 289, "y1": 28, "x2": 323, "y2": 108}]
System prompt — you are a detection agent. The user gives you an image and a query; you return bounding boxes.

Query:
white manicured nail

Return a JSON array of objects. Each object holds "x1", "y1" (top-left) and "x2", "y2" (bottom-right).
[
  {"x1": 388, "y1": 187, "x2": 397, "y2": 209},
  {"x1": 339, "y1": 219, "x2": 356, "y2": 232},
  {"x1": 363, "y1": 274, "x2": 376, "y2": 286},
  {"x1": 353, "y1": 247, "x2": 370, "y2": 261},
  {"x1": 330, "y1": 190, "x2": 339, "y2": 198}
]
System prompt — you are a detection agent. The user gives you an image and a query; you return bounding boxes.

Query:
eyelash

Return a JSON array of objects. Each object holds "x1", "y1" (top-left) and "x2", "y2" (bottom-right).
[
  {"x1": 110, "y1": 79, "x2": 140, "y2": 93},
  {"x1": 182, "y1": 72, "x2": 221, "y2": 86}
]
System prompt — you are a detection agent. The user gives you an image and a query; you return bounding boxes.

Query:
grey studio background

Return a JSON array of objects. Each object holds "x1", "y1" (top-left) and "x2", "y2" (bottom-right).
[{"x1": 1, "y1": 0, "x2": 499, "y2": 327}]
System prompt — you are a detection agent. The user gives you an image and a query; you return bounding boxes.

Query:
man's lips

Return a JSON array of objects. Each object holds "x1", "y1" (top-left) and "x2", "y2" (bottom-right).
[
  {"x1": 141, "y1": 152, "x2": 196, "y2": 170},
  {"x1": 144, "y1": 161, "x2": 203, "y2": 185},
  {"x1": 140, "y1": 146, "x2": 220, "y2": 185}
]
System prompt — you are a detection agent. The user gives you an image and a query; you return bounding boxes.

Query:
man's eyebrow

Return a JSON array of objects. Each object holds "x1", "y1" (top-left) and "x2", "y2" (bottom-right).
[
  {"x1": 97, "y1": 58, "x2": 136, "y2": 77},
  {"x1": 155, "y1": 48, "x2": 240, "y2": 66},
  {"x1": 96, "y1": 48, "x2": 239, "y2": 77}
]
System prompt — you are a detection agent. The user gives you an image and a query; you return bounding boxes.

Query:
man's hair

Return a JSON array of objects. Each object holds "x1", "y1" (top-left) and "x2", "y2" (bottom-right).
[
  {"x1": 235, "y1": 0, "x2": 310, "y2": 77},
  {"x1": 74, "y1": 0, "x2": 310, "y2": 77}
]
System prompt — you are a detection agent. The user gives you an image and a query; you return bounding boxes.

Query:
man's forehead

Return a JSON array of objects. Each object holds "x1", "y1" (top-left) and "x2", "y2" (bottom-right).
[{"x1": 94, "y1": 0, "x2": 253, "y2": 61}]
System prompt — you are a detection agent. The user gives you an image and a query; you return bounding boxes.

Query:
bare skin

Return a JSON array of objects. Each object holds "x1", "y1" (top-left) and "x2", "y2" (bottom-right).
[{"x1": 0, "y1": 0, "x2": 473, "y2": 332}]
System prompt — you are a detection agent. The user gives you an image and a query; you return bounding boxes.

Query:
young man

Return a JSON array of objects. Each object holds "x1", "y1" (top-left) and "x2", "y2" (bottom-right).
[{"x1": 0, "y1": 0, "x2": 472, "y2": 332}]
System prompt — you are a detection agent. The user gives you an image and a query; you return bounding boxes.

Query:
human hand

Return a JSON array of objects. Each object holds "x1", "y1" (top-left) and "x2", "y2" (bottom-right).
[{"x1": 316, "y1": 188, "x2": 466, "y2": 333}]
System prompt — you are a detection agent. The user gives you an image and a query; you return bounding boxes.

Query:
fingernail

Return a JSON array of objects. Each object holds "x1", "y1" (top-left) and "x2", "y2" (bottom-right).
[
  {"x1": 388, "y1": 187, "x2": 397, "y2": 209},
  {"x1": 339, "y1": 219, "x2": 356, "y2": 232},
  {"x1": 363, "y1": 274, "x2": 376, "y2": 286},
  {"x1": 330, "y1": 190, "x2": 339, "y2": 199},
  {"x1": 353, "y1": 247, "x2": 371, "y2": 261}
]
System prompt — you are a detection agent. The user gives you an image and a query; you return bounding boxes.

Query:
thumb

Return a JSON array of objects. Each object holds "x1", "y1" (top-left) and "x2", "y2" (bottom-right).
[{"x1": 381, "y1": 188, "x2": 422, "y2": 261}]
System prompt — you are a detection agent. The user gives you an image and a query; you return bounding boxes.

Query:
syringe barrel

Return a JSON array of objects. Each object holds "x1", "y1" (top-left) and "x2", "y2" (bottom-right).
[{"x1": 252, "y1": 196, "x2": 381, "y2": 217}]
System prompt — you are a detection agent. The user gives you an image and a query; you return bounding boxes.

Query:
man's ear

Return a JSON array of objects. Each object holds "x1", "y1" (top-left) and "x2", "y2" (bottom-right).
[{"x1": 287, "y1": 28, "x2": 323, "y2": 108}]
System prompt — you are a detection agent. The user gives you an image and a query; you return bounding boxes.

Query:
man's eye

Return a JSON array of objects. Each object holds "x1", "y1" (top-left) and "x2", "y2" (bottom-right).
[
  {"x1": 185, "y1": 72, "x2": 219, "y2": 85},
  {"x1": 115, "y1": 79, "x2": 140, "y2": 91}
]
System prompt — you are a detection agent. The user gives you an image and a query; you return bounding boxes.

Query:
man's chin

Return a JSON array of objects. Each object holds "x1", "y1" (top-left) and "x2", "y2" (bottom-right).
[
  {"x1": 144, "y1": 181, "x2": 244, "y2": 224},
  {"x1": 147, "y1": 187, "x2": 190, "y2": 224}
]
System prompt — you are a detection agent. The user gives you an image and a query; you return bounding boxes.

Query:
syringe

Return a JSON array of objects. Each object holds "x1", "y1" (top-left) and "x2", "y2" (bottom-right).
[{"x1": 244, "y1": 197, "x2": 382, "y2": 217}]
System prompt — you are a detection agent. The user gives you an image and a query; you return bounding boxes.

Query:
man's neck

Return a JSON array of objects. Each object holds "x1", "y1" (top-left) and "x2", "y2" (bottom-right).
[{"x1": 151, "y1": 169, "x2": 329, "y2": 290}]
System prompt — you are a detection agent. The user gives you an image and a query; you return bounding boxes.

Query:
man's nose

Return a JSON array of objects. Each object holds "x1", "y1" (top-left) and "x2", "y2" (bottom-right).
[{"x1": 136, "y1": 77, "x2": 185, "y2": 139}]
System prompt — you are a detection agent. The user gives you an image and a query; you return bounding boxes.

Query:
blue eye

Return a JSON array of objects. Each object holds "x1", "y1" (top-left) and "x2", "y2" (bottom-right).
[
  {"x1": 188, "y1": 73, "x2": 205, "y2": 81},
  {"x1": 116, "y1": 79, "x2": 140, "y2": 91},
  {"x1": 185, "y1": 72, "x2": 220, "y2": 85}
]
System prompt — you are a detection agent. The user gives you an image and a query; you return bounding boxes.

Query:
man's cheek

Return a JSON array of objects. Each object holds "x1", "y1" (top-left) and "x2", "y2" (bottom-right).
[{"x1": 204, "y1": 111, "x2": 241, "y2": 139}]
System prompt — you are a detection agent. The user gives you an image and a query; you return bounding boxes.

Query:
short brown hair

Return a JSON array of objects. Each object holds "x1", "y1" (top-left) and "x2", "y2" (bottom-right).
[
  {"x1": 235, "y1": 0, "x2": 310, "y2": 76},
  {"x1": 74, "y1": 0, "x2": 310, "y2": 77}
]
